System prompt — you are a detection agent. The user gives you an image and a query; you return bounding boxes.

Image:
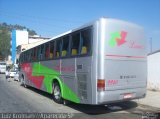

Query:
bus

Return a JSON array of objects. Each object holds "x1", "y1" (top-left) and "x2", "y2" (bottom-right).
[
  {"x1": 19, "y1": 18, "x2": 147, "y2": 105},
  {"x1": 0, "y1": 61, "x2": 6, "y2": 74}
]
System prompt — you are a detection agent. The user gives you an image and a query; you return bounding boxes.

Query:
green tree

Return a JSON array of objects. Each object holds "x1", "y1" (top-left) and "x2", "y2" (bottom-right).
[
  {"x1": 0, "y1": 22, "x2": 38, "y2": 60},
  {"x1": 0, "y1": 28, "x2": 11, "y2": 60}
]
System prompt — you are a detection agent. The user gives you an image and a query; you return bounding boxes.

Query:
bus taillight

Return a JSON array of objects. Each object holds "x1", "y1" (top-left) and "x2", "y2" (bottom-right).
[{"x1": 97, "y1": 79, "x2": 105, "y2": 91}]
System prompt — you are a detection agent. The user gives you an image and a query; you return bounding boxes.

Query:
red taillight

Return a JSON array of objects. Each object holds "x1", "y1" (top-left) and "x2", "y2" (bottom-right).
[{"x1": 97, "y1": 79, "x2": 105, "y2": 91}]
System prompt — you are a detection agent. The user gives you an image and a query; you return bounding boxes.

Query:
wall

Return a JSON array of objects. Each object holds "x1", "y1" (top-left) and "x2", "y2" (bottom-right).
[
  {"x1": 16, "y1": 30, "x2": 28, "y2": 46},
  {"x1": 147, "y1": 52, "x2": 160, "y2": 90}
]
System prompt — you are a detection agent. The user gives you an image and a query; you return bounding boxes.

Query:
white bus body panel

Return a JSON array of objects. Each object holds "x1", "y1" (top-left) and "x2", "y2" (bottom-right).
[
  {"x1": 95, "y1": 18, "x2": 147, "y2": 104},
  {"x1": 19, "y1": 18, "x2": 147, "y2": 105}
]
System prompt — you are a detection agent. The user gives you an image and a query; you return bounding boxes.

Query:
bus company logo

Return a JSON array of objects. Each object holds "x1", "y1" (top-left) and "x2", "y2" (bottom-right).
[{"x1": 109, "y1": 31, "x2": 127, "y2": 47}]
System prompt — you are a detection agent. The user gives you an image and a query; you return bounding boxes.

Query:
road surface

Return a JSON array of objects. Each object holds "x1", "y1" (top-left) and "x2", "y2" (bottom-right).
[{"x1": 0, "y1": 74, "x2": 159, "y2": 119}]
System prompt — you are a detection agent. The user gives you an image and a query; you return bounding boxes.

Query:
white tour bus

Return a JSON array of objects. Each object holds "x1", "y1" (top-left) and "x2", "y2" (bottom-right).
[{"x1": 19, "y1": 18, "x2": 147, "y2": 105}]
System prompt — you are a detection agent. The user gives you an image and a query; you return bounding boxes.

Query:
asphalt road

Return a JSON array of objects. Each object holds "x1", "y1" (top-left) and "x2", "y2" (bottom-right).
[{"x1": 0, "y1": 74, "x2": 159, "y2": 119}]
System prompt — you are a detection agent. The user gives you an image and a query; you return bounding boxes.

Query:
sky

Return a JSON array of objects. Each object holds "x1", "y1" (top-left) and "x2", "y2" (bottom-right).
[{"x1": 0, "y1": 0, "x2": 160, "y2": 53}]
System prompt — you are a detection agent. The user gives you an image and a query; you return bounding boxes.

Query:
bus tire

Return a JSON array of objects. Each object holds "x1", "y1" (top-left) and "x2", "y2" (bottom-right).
[
  {"x1": 63, "y1": 99, "x2": 70, "y2": 105},
  {"x1": 52, "y1": 82, "x2": 63, "y2": 104}
]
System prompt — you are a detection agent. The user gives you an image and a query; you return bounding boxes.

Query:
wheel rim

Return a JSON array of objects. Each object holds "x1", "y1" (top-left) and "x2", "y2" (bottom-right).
[{"x1": 54, "y1": 85, "x2": 61, "y2": 100}]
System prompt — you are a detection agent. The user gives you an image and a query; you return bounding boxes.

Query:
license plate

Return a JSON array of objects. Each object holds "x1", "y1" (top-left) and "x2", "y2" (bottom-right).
[{"x1": 123, "y1": 93, "x2": 132, "y2": 99}]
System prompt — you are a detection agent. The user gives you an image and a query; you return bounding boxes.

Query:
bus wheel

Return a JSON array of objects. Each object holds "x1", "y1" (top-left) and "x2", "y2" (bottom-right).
[
  {"x1": 53, "y1": 82, "x2": 63, "y2": 104},
  {"x1": 63, "y1": 99, "x2": 70, "y2": 105}
]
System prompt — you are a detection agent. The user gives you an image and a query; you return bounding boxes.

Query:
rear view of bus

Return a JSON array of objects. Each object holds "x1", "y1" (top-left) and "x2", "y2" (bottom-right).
[{"x1": 96, "y1": 18, "x2": 147, "y2": 104}]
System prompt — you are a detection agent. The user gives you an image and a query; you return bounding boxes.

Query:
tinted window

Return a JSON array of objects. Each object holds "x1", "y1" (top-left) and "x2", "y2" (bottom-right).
[
  {"x1": 40, "y1": 44, "x2": 45, "y2": 60},
  {"x1": 80, "y1": 28, "x2": 92, "y2": 55},
  {"x1": 45, "y1": 43, "x2": 50, "y2": 59},
  {"x1": 26, "y1": 51, "x2": 29, "y2": 62},
  {"x1": 37, "y1": 46, "x2": 41, "y2": 60},
  {"x1": 62, "y1": 36, "x2": 70, "y2": 57},
  {"x1": 32, "y1": 47, "x2": 37, "y2": 61},
  {"x1": 29, "y1": 50, "x2": 32, "y2": 62},
  {"x1": 49, "y1": 41, "x2": 55, "y2": 59},
  {"x1": 19, "y1": 27, "x2": 92, "y2": 62},
  {"x1": 56, "y1": 39, "x2": 62, "y2": 58},
  {"x1": 71, "y1": 33, "x2": 80, "y2": 56}
]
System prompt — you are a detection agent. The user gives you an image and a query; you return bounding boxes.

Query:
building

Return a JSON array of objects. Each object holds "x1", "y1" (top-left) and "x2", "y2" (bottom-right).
[
  {"x1": 17, "y1": 35, "x2": 50, "y2": 52},
  {"x1": 16, "y1": 38, "x2": 49, "y2": 63},
  {"x1": 11, "y1": 30, "x2": 28, "y2": 63},
  {"x1": 11, "y1": 30, "x2": 50, "y2": 64},
  {"x1": 148, "y1": 50, "x2": 160, "y2": 91}
]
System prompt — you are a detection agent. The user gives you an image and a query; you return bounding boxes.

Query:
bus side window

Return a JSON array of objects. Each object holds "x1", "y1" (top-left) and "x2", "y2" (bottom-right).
[
  {"x1": 49, "y1": 41, "x2": 55, "y2": 59},
  {"x1": 33, "y1": 47, "x2": 37, "y2": 61},
  {"x1": 71, "y1": 32, "x2": 80, "y2": 56},
  {"x1": 56, "y1": 39, "x2": 62, "y2": 58},
  {"x1": 30, "y1": 49, "x2": 33, "y2": 61},
  {"x1": 37, "y1": 46, "x2": 41, "y2": 61},
  {"x1": 81, "y1": 28, "x2": 92, "y2": 55},
  {"x1": 45, "y1": 43, "x2": 50, "y2": 59},
  {"x1": 26, "y1": 51, "x2": 28, "y2": 62},
  {"x1": 62, "y1": 36, "x2": 69, "y2": 57},
  {"x1": 28, "y1": 50, "x2": 31, "y2": 62},
  {"x1": 40, "y1": 44, "x2": 45, "y2": 60}
]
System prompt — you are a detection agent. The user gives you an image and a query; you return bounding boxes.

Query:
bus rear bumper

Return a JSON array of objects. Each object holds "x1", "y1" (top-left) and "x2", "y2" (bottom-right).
[{"x1": 97, "y1": 87, "x2": 146, "y2": 104}]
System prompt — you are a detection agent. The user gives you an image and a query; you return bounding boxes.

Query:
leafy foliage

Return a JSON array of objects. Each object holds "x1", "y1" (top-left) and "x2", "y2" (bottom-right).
[
  {"x1": 0, "y1": 22, "x2": 37, "y2": 60},
  {"x1": 0, "y1": 22, "x2": 37, "y2": 36},
  {"x1": 0, "y1": 28, "x2": 10, "y2": 60}
]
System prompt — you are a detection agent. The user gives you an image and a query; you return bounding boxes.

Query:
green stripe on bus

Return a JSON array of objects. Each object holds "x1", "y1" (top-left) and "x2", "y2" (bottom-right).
[
  {"x1": 62, "y1": 82, "x2": 80, "y2": 103},
  {"x1": 32, "y1": 63, "x2": 80, "y2": 103}
]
